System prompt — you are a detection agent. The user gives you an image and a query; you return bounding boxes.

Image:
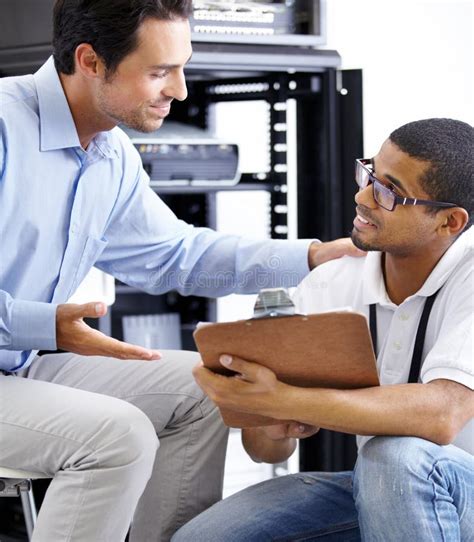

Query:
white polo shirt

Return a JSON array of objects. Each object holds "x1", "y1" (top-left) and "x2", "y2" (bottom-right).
[{"x1": 292, "y1": 228, "x2": 473, "y2": 454}]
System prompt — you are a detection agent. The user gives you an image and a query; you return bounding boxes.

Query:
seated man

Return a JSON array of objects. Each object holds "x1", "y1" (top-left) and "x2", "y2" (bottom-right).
[
  {"x1": 173, "y1": 118, "x2": 474, "y2": 541},
  {"x1": 0, "y1": 1, "x2": 360, "y2": 540}
]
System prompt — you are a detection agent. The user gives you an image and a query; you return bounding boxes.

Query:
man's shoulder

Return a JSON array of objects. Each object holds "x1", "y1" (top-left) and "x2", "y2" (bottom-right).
[
  {"x1": 0, "y1": 73, "x2": 37, "y2": 109},
  {"x1": 458, "y1": 237, "x2": 474, "y2": 281},
  {"x1": 436, "y1": 228, "x2": 474, "y2": 296},
  {"x1": 307, "y1": 254, "x2": 366, "y2": 284},
  {"x1": 0, "y1": 75, "x2": 39, "y2": 159},
  {"x1": 293, "y1": 254, "x2": 368, "y2": 313},
  {"x1": 0, "y1": 75, "x2": 39, "y2": 140},
  {"x1": 443, "y1": 234, "x2": 474, "y2": 296}
]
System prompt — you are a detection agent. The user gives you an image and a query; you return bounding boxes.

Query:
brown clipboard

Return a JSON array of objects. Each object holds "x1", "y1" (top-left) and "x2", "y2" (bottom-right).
[{"x1": 193, "y1": 312, "x2": 379, "y2": 428}]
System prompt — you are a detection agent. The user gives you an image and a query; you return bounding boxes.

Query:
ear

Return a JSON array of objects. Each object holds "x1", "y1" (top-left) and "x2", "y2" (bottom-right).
[
  {"x1": 74, "y1": 43, "x2": 105, "y2": 79},
  {"x1": 437, "y1": 207, "x2": 469, "y2": 237}
]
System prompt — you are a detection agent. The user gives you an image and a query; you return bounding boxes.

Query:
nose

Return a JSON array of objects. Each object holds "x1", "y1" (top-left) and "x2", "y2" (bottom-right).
[
  {"x1": 355, "y1": 183, "x2": 377, "y2": 208},
  {"x1": 163, "y1": 68, "x2": 188, "y2": 102}
]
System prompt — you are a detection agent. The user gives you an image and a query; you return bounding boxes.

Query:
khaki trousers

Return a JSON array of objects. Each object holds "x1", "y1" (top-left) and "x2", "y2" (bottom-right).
[{"x1": 0, "y1": 350, "x2": 228, "y2": 541}]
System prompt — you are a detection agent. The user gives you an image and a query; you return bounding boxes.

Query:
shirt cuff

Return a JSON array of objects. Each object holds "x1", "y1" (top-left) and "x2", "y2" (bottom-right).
[{"x1": 10, "y1": 300, "x2": 58, "y2": 351}]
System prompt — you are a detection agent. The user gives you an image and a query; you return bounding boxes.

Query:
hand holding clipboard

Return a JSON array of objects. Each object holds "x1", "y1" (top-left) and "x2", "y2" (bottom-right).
[{"x1": 193, "y1": 289, "x2": 379, "y2": 427}]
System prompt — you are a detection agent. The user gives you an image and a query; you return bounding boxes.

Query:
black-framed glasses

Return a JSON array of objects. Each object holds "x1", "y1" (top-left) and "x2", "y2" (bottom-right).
[{"x1": 355, "y1": 158, "x2": 457, "y2": 212}]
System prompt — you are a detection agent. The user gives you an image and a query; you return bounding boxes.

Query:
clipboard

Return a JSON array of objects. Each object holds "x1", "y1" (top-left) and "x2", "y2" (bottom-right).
[{"x1": 193, "y1": 312, "x2": 379, "y2": 427}]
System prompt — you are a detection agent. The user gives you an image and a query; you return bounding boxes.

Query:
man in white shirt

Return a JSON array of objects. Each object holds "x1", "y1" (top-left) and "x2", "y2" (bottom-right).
[{"x1": 174, "y1": 118, "x2": 474, "y2": 541}]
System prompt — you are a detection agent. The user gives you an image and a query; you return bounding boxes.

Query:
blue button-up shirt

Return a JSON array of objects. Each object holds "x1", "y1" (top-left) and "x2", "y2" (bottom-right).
[{"x1": 0, "y1": 57, "x2": 311, "y2": 372}]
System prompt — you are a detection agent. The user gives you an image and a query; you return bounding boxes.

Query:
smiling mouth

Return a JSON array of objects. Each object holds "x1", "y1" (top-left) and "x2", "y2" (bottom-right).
[
  {"x1": 353, "y1": 212, "x2": 378, "y2": 230},
  {"x1": 150, "y1": 101, "x2": 171, "y2": 109},
  {"x1": 149, "y1": 104, "x2": 171, "y2": 119},
  {"x1": 354, "y1": 205, "x2": 378, "y2": 227},
  {"x1": 357, "y1": 214, "x2": 375, "y2": 226}
]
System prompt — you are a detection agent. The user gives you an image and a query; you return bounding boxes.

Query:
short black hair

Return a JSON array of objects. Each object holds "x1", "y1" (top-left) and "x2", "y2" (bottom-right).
[
  {"x1": 389, "y1": 118, "x2": 473, "y2": 229},
  {"x1": 53, "y1": 0, "x2": 193, "y2": 75}
]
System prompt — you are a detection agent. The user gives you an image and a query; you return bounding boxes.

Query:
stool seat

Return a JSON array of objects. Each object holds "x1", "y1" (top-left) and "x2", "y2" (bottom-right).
[
  {"x1": 0, "y1": 466, "x2": 49, "y2": 480},
  {"x1": 0, "y1": 466, "x2": 50, "y2": 540}
]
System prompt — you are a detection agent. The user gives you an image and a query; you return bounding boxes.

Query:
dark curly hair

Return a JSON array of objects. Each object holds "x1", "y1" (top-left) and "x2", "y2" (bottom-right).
[
  {"x1": 390, "y1": 118, "x2": 473, "y2": 229},
  {"x1": 53, "y1": 0, "x2": 193, "y2": 75}
]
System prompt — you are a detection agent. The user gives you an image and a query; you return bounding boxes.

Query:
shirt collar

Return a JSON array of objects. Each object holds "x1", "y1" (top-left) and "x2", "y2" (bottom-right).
[
  {"x1": 34, "y1": 56, "x2": 119, "y2": 159},
  {"x1": 34, "y1": 56, "x2": 80, "y2": 151},
  {"x1": 361, "y1": 227, "x2": 473, "y2": 306},
  {"x1": 361, "y1": 252, "x2": 394, "y2": 307}
]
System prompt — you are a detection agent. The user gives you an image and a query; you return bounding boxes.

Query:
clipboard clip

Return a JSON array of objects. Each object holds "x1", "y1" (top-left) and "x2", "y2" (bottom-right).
[{"x1": 252, "y1": 288, "x2": 299, "y2": 319}]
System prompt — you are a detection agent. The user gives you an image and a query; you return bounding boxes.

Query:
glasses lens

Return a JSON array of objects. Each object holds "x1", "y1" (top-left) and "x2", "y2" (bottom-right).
[
  {"x1": 373, "y1": 180, "x2": 395, "y2": 211},
  {"x1": 356, "y1": 161, "x2": 370, "y2": 189}
]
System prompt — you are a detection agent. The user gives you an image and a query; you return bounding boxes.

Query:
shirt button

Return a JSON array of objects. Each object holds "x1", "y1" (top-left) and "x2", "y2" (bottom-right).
[
  {"x1": 393, "y1": 341, "x2": 402, "y2": 350},
  {"x1": 399, "y1": 313, "x2": 410, "y2": 321},
  {"x1": 70, "y1": 223, "x2": 79, "y2": 234}
]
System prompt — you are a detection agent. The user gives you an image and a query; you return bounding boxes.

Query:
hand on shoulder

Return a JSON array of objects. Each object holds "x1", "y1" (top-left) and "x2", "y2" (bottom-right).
[{"x1": 308, "y1": 237, "x2": 366, "y2": 270}]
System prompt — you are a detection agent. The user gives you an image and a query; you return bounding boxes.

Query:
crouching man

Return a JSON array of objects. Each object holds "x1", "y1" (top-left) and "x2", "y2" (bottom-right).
[{"x1": 174, "y1": 118, "x2": 474, "y2": 542}]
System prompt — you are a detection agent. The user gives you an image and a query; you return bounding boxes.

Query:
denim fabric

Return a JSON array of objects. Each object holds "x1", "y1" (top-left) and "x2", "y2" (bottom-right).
[
  {"x1": 173, "y1": 436, "x2": 474, "y2": 541},
  {"x1": 354, "y1": 437, "x2": 474, "y2": 541}
]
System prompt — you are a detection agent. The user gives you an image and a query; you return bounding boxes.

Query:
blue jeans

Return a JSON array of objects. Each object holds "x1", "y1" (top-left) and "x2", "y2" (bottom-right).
[{"x1": 172, "y1": 437, "x2": 474, "y2": 541}]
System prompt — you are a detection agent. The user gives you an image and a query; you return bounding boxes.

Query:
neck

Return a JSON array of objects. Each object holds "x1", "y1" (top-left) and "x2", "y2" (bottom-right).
[
  {"x1": 59, "y1": 73, "x2": 116, "y2": 150},
  {"x1": 383, "y1": 242, "x2": 451, "y2": 305}
]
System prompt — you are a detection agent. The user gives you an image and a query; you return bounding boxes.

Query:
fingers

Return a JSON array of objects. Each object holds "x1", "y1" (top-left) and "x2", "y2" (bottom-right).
[
  {"x1": 260, "y1": 422, "x2": 319, "y2": 441},
  {"x1": 219, "y1": 354, "x2": 271, "y2": 382},
  {"x1": 343, "y1": 239, "x2": 366, "y2": 257},
  {"x1": 262, "y1": 423, "x2": 291, "y2": 441},
  {"x1": 192, "y1": 363, "x2": 233, "y2": 401},
  {"x1": 78, "y1": 301, "x2": 108, "y2": 318},
  {"x1": 87, "y1": 329, "x2": 162, "y2": 360},
  {"x1": 56, "y1": 302, "x2": 162, "y2": 361},
  {"x1": 285, "y1": 422, "x2": 320, "y2": 439},
  {"x1": 193, "y1": 363, "x2": 229, "y2": 388},
  {"x1": 287, "y1": 422, "x2": 308, "y2": 437},
  {"x1": 193, "y1": 357, "x2": 281, "y2": 416},
  {"x1": 309, "y1": 238, "x2": 366, "y2": 269},
  {"x1": 193, "y1": 357, "x2": 256, "y2": 386},
  {"x1": 330, "y1": 238, "x2": 365, "y2": 259},
  {"x1": 192, "y1": 362, "x2": 210, "y2": 383},
  {"x1": 58, "y1": 301, "x2": 108, "y2": 319}
]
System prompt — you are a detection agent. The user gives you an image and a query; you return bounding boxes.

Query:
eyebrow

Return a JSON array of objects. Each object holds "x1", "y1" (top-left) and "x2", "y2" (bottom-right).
[
  {"x1": 372, "y1": 158, "x2": 406, "y2": 194},
  {"x1": 148, "y1": 52, "x2": 193, "y2": 71}
]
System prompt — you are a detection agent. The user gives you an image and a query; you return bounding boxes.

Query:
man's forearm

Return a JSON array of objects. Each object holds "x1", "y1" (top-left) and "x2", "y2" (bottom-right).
[
  {"x1": 193, "y1": 359, "x2": 472, "y2": 450},
  {"x1": 271, "y1": 379, "x2": 472, "y2": 445}
]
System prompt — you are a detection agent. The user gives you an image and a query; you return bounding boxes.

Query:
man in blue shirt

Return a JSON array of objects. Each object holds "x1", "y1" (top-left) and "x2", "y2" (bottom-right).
[{"x1": 0, "y1": 1, "x2": 360, "y2": 540}]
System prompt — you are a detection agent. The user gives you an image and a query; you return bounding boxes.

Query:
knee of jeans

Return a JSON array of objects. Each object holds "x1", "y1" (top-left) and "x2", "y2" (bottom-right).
[
  {"x1": 172, "y1": 512, "x2": 230, "y2": 542},
  {"x1": 360, "y1": 436, "x2": 436, "y2": 471},
  {"x1": 354, "y1": 436, "x2": 433, "y2": 507}
]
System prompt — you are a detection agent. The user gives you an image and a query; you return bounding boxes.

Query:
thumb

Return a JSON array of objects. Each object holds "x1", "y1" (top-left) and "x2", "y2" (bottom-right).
[
  {"x1": 335, "y1": 238, "x2": 365, "y2": 258},
  {"x1": 78, "y1": 301, "x2": 107, "y2": 319},
  {"x1": 348, "y1": 244, "x2": 366, "y2": 257}
]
